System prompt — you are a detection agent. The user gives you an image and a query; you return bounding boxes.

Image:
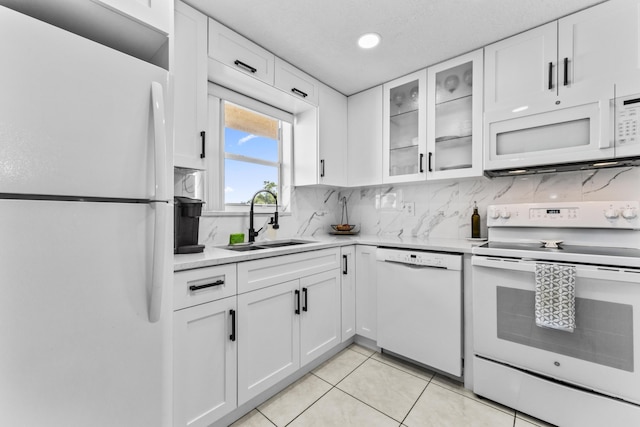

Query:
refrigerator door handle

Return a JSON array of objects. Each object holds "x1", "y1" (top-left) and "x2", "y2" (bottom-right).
[
  {"x1": 151, "y1": 81, "x2": 168, "y2": 202},
  {"x1": 149, "y1": 81, "x2": 168, "y2": 323}
]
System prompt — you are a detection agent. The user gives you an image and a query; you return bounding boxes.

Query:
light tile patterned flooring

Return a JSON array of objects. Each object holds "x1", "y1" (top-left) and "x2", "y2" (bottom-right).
[{"x1": 230, "y1": 344, "x2": 555, "y2": 427}]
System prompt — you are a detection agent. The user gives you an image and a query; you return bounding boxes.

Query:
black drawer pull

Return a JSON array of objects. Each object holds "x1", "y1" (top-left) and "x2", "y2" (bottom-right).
[
  {"x1": 428, "y1": 152, "x2": 433, "y2": 172},
  {"x1": 343, "y1": 254, "x2": 348, "y2": 275},
  {"x1": 234, "y1": 60, "x2": 257, "y2": 73},
  {"x1": 420, "y1": 153, "x2": 424, "y2": 173},
  {"x1": 291, "y1": 88, "x2": 308, "y2": 98},
  {"x1": 302, "y1": 287, "x2": 308, "y2": 312},
  {"x1": 189, "y1": 279, "x2": 224, "y2": 292},
  {"x1": 295, "y1": 289, "x2": 300, "y2": 315},
  {"x1": 229, "y1": 309, "x2": 236, "y2": 342},
  {"x1": 563, "y1": 57, "x2": 569, "y2": 86},
  {"x1": 548, "y1": 62, "x2": 553, "y2": 90},
  {"x1": 320, "y1": 159, "x2": 325, "y2": 177},
  {"x1": 200, "y1": 131, "x2": 206, "y2": 159}
]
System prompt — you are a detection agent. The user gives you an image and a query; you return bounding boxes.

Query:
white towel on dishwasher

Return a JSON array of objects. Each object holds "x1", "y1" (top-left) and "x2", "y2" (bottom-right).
[{"x1": 535, "y1": 263, "x2": 576, "y2": 333}]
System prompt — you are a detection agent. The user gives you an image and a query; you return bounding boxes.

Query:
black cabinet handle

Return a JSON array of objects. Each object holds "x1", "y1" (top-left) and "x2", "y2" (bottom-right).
[
  {"x1": 189, "y1": 279, "x2": 224, "y2": 292},
  {"x1": 563, "y1": 57, "x2": 569, "y2": 86},
  {"x1": 420, "y1": 153, "x2": 424, "y2": 173},
  {"x1": 234, "y1": 60, "x2": 257, "y2": 73},
  {"x1": 294, "y1": 289, "x2": 300, "y2": 314},
  {"x1": 428, "y1": 152, "x2": 433, "y2": 172},
  {"x1": 343, "y1": 254, "x2": 348, "y2": 275},
  {"x1": 548, "y1": 62, "x2": 553, "y2": 90},
  {"x1": 200, "y1": 131, "x2": 206, "y2": 159},
  {"x1": 291, "y1": 88, "x2": 308, "y2": 98},
  {"x1": 320, "y1": 159, "x2": 325, "y2": 177},
  {"x1": 302, "y1": 287, "x2": 308, "y2": 312},
  {"x1": 229, "y1": 309, "x2": 236, "y2": 342}
]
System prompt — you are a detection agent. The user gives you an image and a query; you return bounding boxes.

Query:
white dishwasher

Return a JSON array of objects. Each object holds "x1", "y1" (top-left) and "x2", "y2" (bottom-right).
[{"x1": 376, "y1": 247, "x2": 462, "y2": 377}]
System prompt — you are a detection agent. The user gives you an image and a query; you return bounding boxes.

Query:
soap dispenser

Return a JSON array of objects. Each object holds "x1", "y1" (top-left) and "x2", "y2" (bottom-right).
[{"x1": 471, "y1": 201, "x2": 481, "y2": 238}]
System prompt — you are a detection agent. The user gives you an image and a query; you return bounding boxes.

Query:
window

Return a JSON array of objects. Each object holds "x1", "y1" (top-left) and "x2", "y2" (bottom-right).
[
  {"x1": 206, "y1": 85, "x2": 292, "y2": 213},
  {"x1": 223, "y1": 102, "x2": 280, "y2": 204}
]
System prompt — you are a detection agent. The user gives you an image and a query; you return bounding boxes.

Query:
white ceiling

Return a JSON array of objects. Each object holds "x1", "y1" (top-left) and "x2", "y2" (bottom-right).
[{"x1": 185, "y1": 0, "x2": 606, "y2": 96}]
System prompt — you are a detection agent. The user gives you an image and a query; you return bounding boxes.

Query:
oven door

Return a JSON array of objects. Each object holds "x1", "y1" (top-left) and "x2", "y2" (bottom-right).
[{"x1": 472, "y1": 255, "x2": 640, "y2": 404}]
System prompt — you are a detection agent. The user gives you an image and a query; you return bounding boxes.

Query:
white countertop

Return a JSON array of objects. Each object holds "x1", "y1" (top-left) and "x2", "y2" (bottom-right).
[{"x1": 174, "y1": 234, "x2": 485, "y2": 271}]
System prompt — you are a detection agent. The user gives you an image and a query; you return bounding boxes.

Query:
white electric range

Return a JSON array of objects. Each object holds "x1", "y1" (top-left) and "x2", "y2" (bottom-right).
[{"x1": 472, "y1": 201, "x2": 640, "y2": 427}]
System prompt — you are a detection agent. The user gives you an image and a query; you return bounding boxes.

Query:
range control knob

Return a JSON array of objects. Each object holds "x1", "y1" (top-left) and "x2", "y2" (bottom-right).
[
  {"x1": 604, "y1": 208, "x2": 620, "y2": 219},
  {"x1": 488, "y1": 208, "x2": 500, "y2": 219},
  {"x1": 622, "y1": 208, "x2": 637, "y2": 219},
  {"x1": 500, "y1": 210, "x2": 512, "y2": 219}
]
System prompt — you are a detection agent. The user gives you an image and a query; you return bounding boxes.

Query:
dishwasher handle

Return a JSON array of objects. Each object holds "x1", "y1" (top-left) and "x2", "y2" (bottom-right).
[{"x1": 382, "y1": 259, "x2": 448, "y2": 270}]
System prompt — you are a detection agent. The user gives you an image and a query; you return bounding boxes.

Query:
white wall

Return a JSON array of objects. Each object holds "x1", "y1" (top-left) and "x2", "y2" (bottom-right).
[{"x1": 194, "y1": 165, "x2": 640, "y2": 245}]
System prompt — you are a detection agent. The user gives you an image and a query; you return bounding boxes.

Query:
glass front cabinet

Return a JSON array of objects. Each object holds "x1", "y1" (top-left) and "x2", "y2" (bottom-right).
[
  {"x1": 382, "y1": 70, "x2": 427, "y2": 183},
  {"x1": 426, "y1": 49, "x2": 483, "y2": 180}
]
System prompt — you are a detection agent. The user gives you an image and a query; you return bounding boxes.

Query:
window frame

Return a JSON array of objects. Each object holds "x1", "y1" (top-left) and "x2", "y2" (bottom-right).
[{"x1": 205, "y1": 83, "x2": 293, "y2": 214}]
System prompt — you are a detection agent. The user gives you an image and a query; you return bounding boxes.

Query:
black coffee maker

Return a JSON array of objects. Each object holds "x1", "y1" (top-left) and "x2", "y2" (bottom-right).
[{"x1": 174, "y1": 196, "x2": 205, "y2": 254}]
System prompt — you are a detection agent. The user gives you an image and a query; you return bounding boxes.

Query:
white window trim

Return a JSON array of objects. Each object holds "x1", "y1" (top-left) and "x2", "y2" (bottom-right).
[{"x1": 205, "y1": 83, "x2": 293, "y2": 215}]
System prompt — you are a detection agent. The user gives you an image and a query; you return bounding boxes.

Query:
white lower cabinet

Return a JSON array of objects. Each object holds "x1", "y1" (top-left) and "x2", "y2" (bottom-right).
[
  {"x1": 235, "y1": 248, "x2": 342, "y2": 406},
  {"x1": 237, "y1": 269, "x2": 341, "y2": 405},
  {"x1": 299, "y1": 270, "x2": 342, "y2": 366},
  {"x1": 355, "y1": 245, "x2": 377, "y2": 340},
  {"x1": 340, "y1": 246, "x2": 356, "y2": 341},
  {"x1": 237, "y1": 280, "x2": 300, "y2": 405},
  {"x1": 173, "y1": 296, "x2": 237, "y2": 427}
]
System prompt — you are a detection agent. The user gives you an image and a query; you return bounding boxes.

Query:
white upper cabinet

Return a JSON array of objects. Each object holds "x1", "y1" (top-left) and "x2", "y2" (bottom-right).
[
  {"x1": 426, "y1": 49, "x2": 484, "y2": 180},
  {"x1": 0, "y1": 0, "x2": 170, "y2": 67},
  {"x1": 318, "y1": 84, "x2": 348, "y2": 186},
  {"x1": 208, "y1": 18, "x2": 275, "y2": 85},
  {"x1": 173, "y1": 1, "x2": 208, "y2": 170},
  {"x1": 274, "y1": 58, "x2": 320, "y2": 106},
  {"x1": 94, "y1": 0, "x2": 171, "y2": 35},
  {"x1": 382, "y1": 70, "x2": 427, "y2": 183},
  {"x1": 484, "y1": 22, "x2": 558, "y2": 114},
  {"x1": 485, "y1": 1, "x2": 638, "y2": 117},
  {"x1": 294, "y1": 84, "x2": 348, "y2": 187},
  {"x1": 347, "y1": 86, "x2": 383, "y2": 187},
  {"x1": 559, "y1": 0, "x2": 640, "y2": 98}
]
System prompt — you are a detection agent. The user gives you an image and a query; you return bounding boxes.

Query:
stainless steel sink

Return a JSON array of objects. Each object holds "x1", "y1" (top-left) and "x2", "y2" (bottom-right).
[{"x1": 222, "y1": 239, "x2": 315, "y2": 252}]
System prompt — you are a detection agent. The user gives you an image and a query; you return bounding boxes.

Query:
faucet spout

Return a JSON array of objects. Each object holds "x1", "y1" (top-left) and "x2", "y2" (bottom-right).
[{"x1": 248, "y1": 189, "x2": 279, "y2": 243}]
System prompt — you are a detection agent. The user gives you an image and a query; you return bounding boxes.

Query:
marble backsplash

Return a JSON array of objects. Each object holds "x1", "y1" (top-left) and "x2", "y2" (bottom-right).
[{"x1": 196, "y1": 166, "x2": 640, "y2": 246}]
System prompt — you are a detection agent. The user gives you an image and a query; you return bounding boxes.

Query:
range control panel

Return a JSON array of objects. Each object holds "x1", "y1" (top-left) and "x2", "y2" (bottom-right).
[
  {"x1": 376, "y1": 248, "x2": 462, "y2": 270},
  {"x1": 487, "y1": 201, "x2": 640, "y2": 229}
]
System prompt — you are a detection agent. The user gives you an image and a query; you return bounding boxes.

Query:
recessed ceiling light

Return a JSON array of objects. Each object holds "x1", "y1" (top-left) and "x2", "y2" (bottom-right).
[{"x1": 358, "y1": 33, "x2": 381, "y2": 49}]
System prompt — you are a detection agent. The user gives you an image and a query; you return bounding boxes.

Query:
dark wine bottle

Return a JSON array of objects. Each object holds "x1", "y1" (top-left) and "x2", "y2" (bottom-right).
[{"x1": 471, "y1": 201, "x2": 481, "y2": 238}]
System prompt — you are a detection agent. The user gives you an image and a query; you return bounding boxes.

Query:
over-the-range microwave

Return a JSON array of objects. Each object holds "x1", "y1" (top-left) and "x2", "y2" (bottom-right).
[{"x1": 484, "y1": 92, "x2": 640, "y2": 176}]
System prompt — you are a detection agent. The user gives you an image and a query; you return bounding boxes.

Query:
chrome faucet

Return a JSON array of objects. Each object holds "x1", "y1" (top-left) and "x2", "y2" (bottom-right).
[{"x1": 248, "y1": 189, "x2": 279, "y2": 243}]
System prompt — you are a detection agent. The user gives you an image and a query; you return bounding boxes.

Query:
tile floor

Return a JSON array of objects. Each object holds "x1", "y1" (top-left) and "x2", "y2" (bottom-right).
[{"x1": 230, "y1": 344, "x2": 555, "y2": 427}]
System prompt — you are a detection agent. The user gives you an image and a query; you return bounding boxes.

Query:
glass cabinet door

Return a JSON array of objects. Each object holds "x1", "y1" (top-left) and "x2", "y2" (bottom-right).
[
  {"x1": 383, "y1": 70, "x2": 427, "y2": 183},
  {"x1": 427, "y1": 50, "x2": 484, "y2": 180}
]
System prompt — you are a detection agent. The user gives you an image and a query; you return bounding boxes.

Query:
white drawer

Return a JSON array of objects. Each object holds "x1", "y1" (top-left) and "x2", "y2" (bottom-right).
[
  {"x1": 173, "y1": 263, "x2": 237, "y2": 310},
  {"x1": 274, "y1": 57, "x2": 319, "y2": 106},
  {"x1": 237, "y1": 248, "x2": 340, "y2": 294},
  {"x1": 208, "y1": 18, "x2": 275, "y2": 85}
]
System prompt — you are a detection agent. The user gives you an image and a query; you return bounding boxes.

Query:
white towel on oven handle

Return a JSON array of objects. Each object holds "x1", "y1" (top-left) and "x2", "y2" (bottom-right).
[{"x1": 534, "y1": 263, "x2": 576, "y2": 333}]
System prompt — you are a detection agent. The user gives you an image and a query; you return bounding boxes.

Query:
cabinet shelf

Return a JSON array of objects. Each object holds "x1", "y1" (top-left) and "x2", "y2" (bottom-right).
[
  {"x1": 390, "y1": 108, "x2": 418, "y2": 119},
  {"x1": 435, "y1": 135, "x2": 472, "y2": 146},
  {"x1": 390, "y1": 144, "x2": 419, "y2": 152},
  {"x1": 435, "y1": 93, "x2": 471, "y2": 107}
]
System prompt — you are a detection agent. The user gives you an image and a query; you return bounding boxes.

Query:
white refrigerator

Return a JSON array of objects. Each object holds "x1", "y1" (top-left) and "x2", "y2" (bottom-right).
[{"x1": 0, "y1": 6, "x2": 172, "y2": 426}]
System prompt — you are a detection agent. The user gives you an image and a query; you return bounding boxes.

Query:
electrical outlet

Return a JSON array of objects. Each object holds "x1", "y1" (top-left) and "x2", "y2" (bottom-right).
[{"x1": 403, "y1": 202, "x2": 415, "y2": 216}]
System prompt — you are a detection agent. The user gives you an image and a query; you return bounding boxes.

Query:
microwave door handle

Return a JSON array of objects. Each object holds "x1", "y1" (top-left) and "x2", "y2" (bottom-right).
[{"x1": 149, "y1": 81, "x2": 169, "y2": 323}]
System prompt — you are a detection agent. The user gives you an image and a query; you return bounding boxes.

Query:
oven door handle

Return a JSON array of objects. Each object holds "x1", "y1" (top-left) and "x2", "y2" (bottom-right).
[{"x1": 472, "y1": 256, "x2": 640, "y2": 282}]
